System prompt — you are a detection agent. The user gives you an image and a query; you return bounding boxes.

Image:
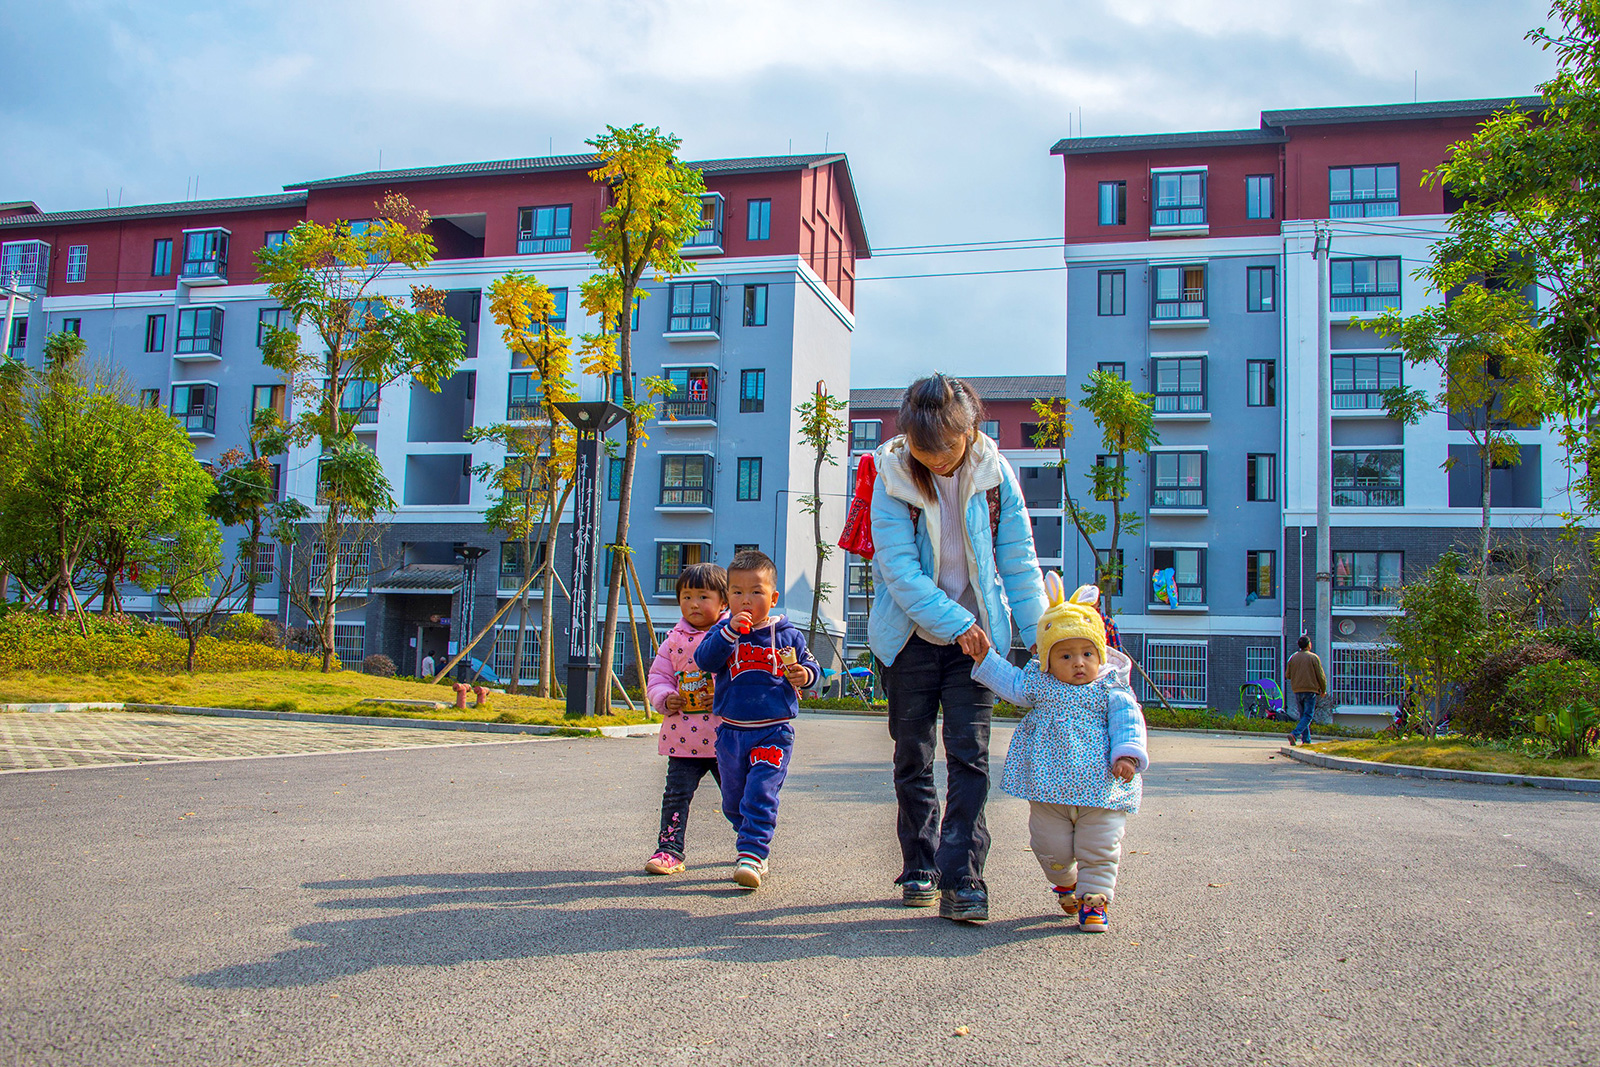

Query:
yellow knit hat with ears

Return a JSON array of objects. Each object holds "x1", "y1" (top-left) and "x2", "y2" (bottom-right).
[{"x1": 1035, "y1": 572, "x2": 1107, "y2": 665}]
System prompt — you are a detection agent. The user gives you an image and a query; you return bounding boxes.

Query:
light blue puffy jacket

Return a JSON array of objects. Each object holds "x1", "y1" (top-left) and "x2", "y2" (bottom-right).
[{"x1": 867, "y1": 433, "x2": 1048, "y2": 667}]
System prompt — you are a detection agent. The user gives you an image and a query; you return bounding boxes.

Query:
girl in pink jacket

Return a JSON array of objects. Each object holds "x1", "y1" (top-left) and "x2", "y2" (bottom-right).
[{"x1": 643, "y1": 562, "x2": 729, "y2": 875}]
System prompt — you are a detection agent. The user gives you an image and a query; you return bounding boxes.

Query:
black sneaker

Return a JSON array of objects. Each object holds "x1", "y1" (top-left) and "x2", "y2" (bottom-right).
[
  {"x1": 901, "y1": 877, "x2": 938, "y2": 908},
  {"x1": 939, "y1": 885, "x2": 989, "y2": 923}
]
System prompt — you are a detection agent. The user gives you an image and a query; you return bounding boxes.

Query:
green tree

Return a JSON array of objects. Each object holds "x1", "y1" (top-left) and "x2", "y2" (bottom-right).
[
  {"x1": 579, "y1": 124, "x2": 707, "y2": 714},
  {"x1": 256, "y1": 193, "x2": 465, "y2": 671},
  {"x1": 1386, "y1": 551, "x2": 1486, "y2": 738},
  {"x1": 1037, "y1": 371, "x2": 1159, "y2": 610},
  {"x1": 142, "y1": 470, "x2": 243, "y2": 672},
  {"x1": 796, "y1": 383, "x2": 849, "y2": 660},
  {"x1": 1370, "y1": 285, "x2": 1555, "y2": 583},
  {"x1": 205, "y1": 409, "x2": 291, "y2": 619},
  {"x1": 469, "y1": 271, "x2": 578, "y2": 694},
  {"x1": 1423, "y1": 1, "x2": 1600, "y2": 514}
]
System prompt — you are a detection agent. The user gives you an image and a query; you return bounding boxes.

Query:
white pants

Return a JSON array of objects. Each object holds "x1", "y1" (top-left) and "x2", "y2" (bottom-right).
[{"x1": 1028, "y1": 802, "x2": 1128, "y2": 902}]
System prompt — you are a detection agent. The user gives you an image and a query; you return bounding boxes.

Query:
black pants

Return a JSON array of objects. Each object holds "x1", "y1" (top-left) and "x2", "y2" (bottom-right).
[
  {"x1": 882, "y1": 634, "x2": 996, "y2": 891},
  {"x1": 657, "y1": 756, "x2": 721, "y2": 859}
]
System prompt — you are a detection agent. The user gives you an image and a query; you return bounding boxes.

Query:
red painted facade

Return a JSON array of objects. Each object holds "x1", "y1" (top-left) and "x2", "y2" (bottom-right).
[
  {"x1": 1, "y1": 156, "x2": 867, "y2": 311},
  {"x1": 848, "y1": 396, "x2": 1050, "y2": 451},
  {"x1": 1275, "y1": 117, "x2": 1486, "y2": 220},
  {"x1": 1063, "y1": 142, "x2": 1284, "y2": 244}
]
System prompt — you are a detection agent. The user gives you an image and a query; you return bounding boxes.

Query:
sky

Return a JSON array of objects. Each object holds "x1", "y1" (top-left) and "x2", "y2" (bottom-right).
[{"x1": 0, "y1": 0, "x2": 1560, "y2": 389}]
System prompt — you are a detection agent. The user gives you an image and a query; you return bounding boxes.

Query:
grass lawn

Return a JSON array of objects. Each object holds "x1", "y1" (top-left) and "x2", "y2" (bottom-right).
[
  {"x1": 0, "y1": 670, "x2": 658, "y2": 729},
  {"x1": 1311, "y1": 737, "x2": 1600, "y2": 780}
]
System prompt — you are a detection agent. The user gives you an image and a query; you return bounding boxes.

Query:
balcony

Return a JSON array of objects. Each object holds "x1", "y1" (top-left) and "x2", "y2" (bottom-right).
[
  {"x1": 661, "y1": 397, "x2": 716, "y2": 422},
  {"x1": 170, "y1": 382, "x2": 218, "y2": 438},
  {"x1": 1333, "y1": 585, "x2": 1402, "y2": 610},
  {"x1": 681, "y1": 193, "x2": 724, "y2": 256},
  {"x1": 180, "y1": 228, "x2": 230, "y2": 286},
  {"x1": 659, "y1": 485, "x2": 713, "y2": 509},
  {"x1": 0, "y1": 240, "x2": 50, "y2": 292}
]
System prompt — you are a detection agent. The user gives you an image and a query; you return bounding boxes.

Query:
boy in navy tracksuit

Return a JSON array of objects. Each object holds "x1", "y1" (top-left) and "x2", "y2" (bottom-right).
[{"x1": 694, "y1": 549, "x2": 820, "y2": 889}]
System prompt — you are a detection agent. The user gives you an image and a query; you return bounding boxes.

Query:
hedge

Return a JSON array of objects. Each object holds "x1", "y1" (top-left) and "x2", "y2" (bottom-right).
[{"x1": 0, "y1": 611, "x2": 326, "y2": 674}]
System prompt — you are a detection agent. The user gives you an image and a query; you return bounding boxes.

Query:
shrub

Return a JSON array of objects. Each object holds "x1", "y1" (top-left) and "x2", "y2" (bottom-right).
[
  {"x1": 362, "y1": 654, "x2": 397, "y2": 677},
  {"x1": 1501, "y1": 659, "x2": 1600, "y2": 757},
  {"x1": 1542, "y1": 627, "x2": 1600, "y2": 663},
  {"x1": 0, "y1": 610, "x2": 324, "y2": 673},
  {"x1": 1455, "y1": 640, "x2": 1572, "y2": 739},
  {"x1": 218, "y1": 613, "x2": 264, "y2": 642}
]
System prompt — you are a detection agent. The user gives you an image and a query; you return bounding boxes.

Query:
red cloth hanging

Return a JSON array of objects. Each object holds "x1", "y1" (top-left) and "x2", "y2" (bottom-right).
[{"x1": 837, "y1": 453, "x2": 877, "y2": 560}]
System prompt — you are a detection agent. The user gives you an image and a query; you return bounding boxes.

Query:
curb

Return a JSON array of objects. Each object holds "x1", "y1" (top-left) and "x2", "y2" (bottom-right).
[
  {"x1": 799, "y1": 706, "x2": 1358, "y2": 741},
  {"x1": 7, "y1": 702, "x2": 659, "y2": 739},
  {"x1": 1280, "y1": 745, "x2": 1600, "y2": 794}
]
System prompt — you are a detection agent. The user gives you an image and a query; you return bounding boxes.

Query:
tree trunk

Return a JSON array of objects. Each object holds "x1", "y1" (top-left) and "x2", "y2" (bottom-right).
[
  {"x1": 808, "y1": 451, "x2": 825, "y2": 653},
  {"x1": 55, "y1": 513, "x2": 70, "y2": 617},
  {"x1": 596, "y1": 278, "x2": 639, "y2": 716},
  {"x1": 320, "y1": 512, "x2": 339, "y2": 673},
  {"x1": 510, "y1": 527, "x2": 532, "y2": 695},
  {"x1": 1479, "y1": 442, "x2": 1493, "y2": 596},
  {"x1": 242, "y1": 516, "x2": 261, "y2": 618},
  {"x1": 187, "y1": 630, "x2": 199, "y2": 673}
]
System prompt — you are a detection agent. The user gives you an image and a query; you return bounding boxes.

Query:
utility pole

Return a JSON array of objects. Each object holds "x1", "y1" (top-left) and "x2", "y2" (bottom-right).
[{"x1": 1313, "y1": 226, "x2": 1332, "y2": 660}]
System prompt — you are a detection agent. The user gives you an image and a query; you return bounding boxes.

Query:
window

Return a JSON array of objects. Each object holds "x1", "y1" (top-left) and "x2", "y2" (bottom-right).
[
  {"x1": 263, "y1": 231, "x2": 288, "y2": 251},
  {"x1": 848, "y1": 560, "x2": 872, "y2": 596},
  {"x1": 138, "y1": 388, "x2": 160, "y2": 409},
  {"x1": 1151, "y1": 451, "x2": 1205, "y2": 508},
  {"x1": 1246, "y1": 360, "x2": 1276, "y2": 407},
  {"x1": 851, "y1": 420, "x2": 881, "y2": 452},
  {"x1": 1021, "y1": 423, "x2": 1042, "y2": 447},
  {"x1": 1152, "y1": 264, "x2": 1206, "y2": 320},
  {"x1": 667, "y1": 280, "x2": 721, "y2": 333},
  {"x1": 181, "y1": 229, "x2": 228, "y2": 279},
  {"x1": 630, "y1": 298, "x2": 640, "y2": 332},
  {"x1": 499, "y1": 541, "x2": 548, "y2": 583},
  {"x1": 257, "y1": 307, "x2": 293, "y2": 348},
  {"x1": 251, "y1": 541, "x2": 277, "y2": 582},
  {"x1": 517, "y1": 205, "x2": 572, "y2": 254},
  {"x1": 1150, "y1": 356, "x2": 1205, "y2": 413},
  {"x1": 508, "y1": 372, "x2": 543, "y2": 420},
  {"x1": 656, "y1": 542, "x2": 710, "y2": 596},
  {"x1": 1139, "y1": 639, "x2": 1207, "y2": 705},
  {"x1": 1150, "y1": 547, "x2": 1206, "y2": 606},
  {"x1": 743, "y1": 284, "x2": 768, "y2": 327},
  {"x1": 500, "y1": 455, "x2": 549, "y2": 508},
  {"x1": 1331, "y1": 354, "x2": 1401, "y2": 411},
  {"x1": 6, "y1": 318, "x2": 23, "y2": 356},
  {"x1": 1246, "y1": 453, "x2": 1277, "y2": 502},
  {"x1": 1153, "y1": 171, "x2": 1206, "y2": 226},
  {"x1": 1329, "y1": 164, "x2": 1400, "y2": 218},
  {"x1": 1246, "y1": 175, "x2": 1274, "y2": 220},
  {"x1": 848, "y1": 611, "x2": 870, "y2": 644},
  {"x1": 734, "y1": 543, "x2": 759, "y2": 556},
  {"x1": 1098, "y1": 181, "x2": 1127, "y2": 226},
  {"x1": 267, "y1": 463, "x2": 282, "y2": 501},
  {"x1": 1332, "y1": 450, "x2": 1403, "y2": 506},
  {"x1": 607, "y1": 457, "x2": 624, "y2": 501},
  {"x1": 1097, "y1": 361, "x2": 1126, "y2": 380},
  {"x1": 1331, "y1": 258, "x2": 1401, "y2": 312},
  {"x1": 739, "y1": 369, "x2": 765, "y2": 412},
  {"x1": 175, "y1": 307, "x2": 223, "y2": 356},
  {"x1": 1332, "y1": 551, "x2": 1403, "y2": 608},
  {"x1": 66, "y1": 245, "x2": 87, "y2": 282},
  {"x1": 144, "y1": 314, "x2": 166, "y2": 353},
  {"x1": 1332, "y1": 645, "x2": 1404, "y2": 706},
  {"x1": 737, "y1": 457, "x2": 762, "y2": 501},
  {"x1": 609, "y1": 373, "x2": 628, "y2": 405},
  {"x1": 60, "y1": 318, "x2": 80, "y2": 337},
  {"x1": 1, "y1": 240, "x2": 50, "y2": 289},
  {"x1": 660, "y1": 454, "x2": 712, "y2": 507},
  {"x1": 170, "y1": 383, "x2": 217, "y2": 434},
  {"x1": 747, "y1": 198, "x2": 771, "y2": 241},
  {"x1": 980, "y1": 419, "x2": 1000, "y2": 440},
  {"x1": 1448, "y1": 443, "x2": 1543, "y2": 508},
  {"x1": 1020, "y1": 465, "x2": 1063, "y2": 507},
  {"x1": 1247, "y1": 265, "x2": 1275, "y2": 312},
  {"x1": 1247, "y1": 550, "x2": 1276, "y2": 599},
  {"x1": 251, "y1": 384, "x2": 286, "y2": 419},
  {"x1": 1245, "y1": 645, "x2": 1278, "y2": 682},
  {"x1": 151, "y1": 238, "x2": 173, "y2": 276},
  {"x1": 490, "y1": 626, "x2": 542, "y2": 680},
  {"x1": 663, "y1": 367, "x2": 715, "y2": 420},
  {"x1": 1098, "y1": 270, "x2": 1125, "y2": 316},
  {"x1": 685, "y1": 194, "x2": 724, "y2": 250},
  {"x1": 332, "y1": 624, "x2": 366, "y2": 667},
  {"x1": 1093, "y1": 455, "x2": 1124, "y2": 502},
  {"x1": 1095, "y1": 548, "x2": 1125, "y2": 596},
  {"x1": 339, "y1": 380, "x2": 379, "y2": 425}
]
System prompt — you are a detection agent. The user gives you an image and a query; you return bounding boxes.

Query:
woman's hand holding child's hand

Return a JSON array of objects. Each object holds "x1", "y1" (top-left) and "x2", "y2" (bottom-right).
[
  {"x1": 662, "y1": 693, "x2": 685, "y2": 714},
  {"x1": 1111, "y1": 756, "x2": 1138, "y2": 783},
  {"x1": 956, "y1": 623, "x2": 990, "y2": 661}
]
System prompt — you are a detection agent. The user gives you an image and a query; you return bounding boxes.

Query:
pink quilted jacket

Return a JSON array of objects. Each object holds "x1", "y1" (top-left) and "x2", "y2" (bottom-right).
[{"x1": 647, "y1": 616, "x2": 723, "y2": 758}]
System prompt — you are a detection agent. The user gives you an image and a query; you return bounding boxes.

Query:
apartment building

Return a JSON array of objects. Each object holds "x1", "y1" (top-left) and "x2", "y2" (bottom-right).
[
  {"x1": 844, "y1": 375, "x2": 1068, "y2": 664},
  {"x1": 1050, "y1": 97, "x2": 1563, "y2": 717},
  {"x1": 0, "y1": 152, "x2": 869, "y2": 680}
]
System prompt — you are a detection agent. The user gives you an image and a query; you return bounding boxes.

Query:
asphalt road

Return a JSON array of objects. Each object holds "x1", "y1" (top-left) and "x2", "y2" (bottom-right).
[{"x1": 2, "y1": 716, "x2": 1597, "y2": 1067}]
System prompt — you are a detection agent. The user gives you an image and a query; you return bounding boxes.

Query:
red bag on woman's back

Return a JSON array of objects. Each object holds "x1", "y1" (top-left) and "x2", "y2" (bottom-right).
[{"x1": 837, "y1": 453, "x2": 877, "y2": 560}]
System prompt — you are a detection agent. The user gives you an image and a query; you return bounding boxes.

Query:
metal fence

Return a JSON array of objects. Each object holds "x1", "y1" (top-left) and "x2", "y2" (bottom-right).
[
  {"x1": 1331, "y1": 644, "x2": 1403, "y2": 708},
  {"x1": 1137, "y1": 639, "x2": 1208, "y2": 706},
  {"x1": 490, "y1": 626, "x2": 541, "y2": 681},
  {"x1": 332, "y1": 623, "x2": 366, "y2": 667}
]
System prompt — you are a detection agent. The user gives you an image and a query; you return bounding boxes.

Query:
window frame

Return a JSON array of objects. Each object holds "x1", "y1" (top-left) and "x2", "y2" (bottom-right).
[
  {"x1": 151, "y1": 238, "x2": 173, "y2": 277},
  {"x1": 662, "y1": 366, "x2": 716, "y2": 421},
  {"x1": 1246, "y1": 174, "x2": 1274, "y2": 220},
  {"x1": 175, "y1": 306, "x2": 224, "y2": 355},
  {"x1": 1152, "y1": 170, "x2": 1207, "y2": 227},
  {"x1": 142, "y1": 313, "x2": 166, "y2": 354},
  {"x1": 1152, "y1": 263, "x2": 1207, "y2": 320},
  {"x1": 1097, "y1": 269, "x2": 1126, "y2": 316},
  {"x1": 257, "y1": 307, "x2": 293, "y2": 349},
  {"x1": 666, "y1": 280, "x2": 721, "y2": 333},
  {"x1": 743, "y1": 283, "x2": 768, "y2": 327},
  {"x1": 1332, "y1": 550, "x2": 1404, "y2": 608},
  {"x1": 1246, "y1": 452, "x2": 1277, "y2": 502},
  {"x1": 180, "y1": 229, "x2": 229, "y2": 279},
  {"x1": 516, "y1": 204, "x2": 573, "y2": 254},
  {"x1": 1098, "y1": 181, "x2": 1127, "y2": 226},
  {"x1": 1247, "y1": 549, "x2": 1277, "y2": 599},
  {"x1": 747, "y1": 198, "x2": 771, "y2": 241},
  {"x1": 507, "y1": 372, "x2": 543, "y2": 421},
  {"x1": 655, "y1": 541, "x2": 711, "y2": 596},
  {"x1": 251, "y1": 384, "x2": 286, "y2": 419},
  {"x1": 60, "y1": 317, "x2": 81, "y2": 337},
  {"x1": 1331, "y1": 353, "x2": 1402, "y2": 411},
  {"x1": 1330, "y1": 257, "x2": 1402, "y2": 312},
  {"x1": 736, "y1": 457, "x2": 762, "y2": 501},
  {"x1": 1246, "y1": 360, "x2": 1276, "y2": 407},
  {"x1": 1247, "y1": 265, "x2": 1275, "y2": 312},
  {"x1": 659, "y1": 453, "x2": 713, "y2": 508},
  {"x1": 1328, "y1": 164, "x2": 1400, "y2": 218},
  {"x1": 1149, "y1": 356, "x2": 1207, "y2": 414},
  {"x1": 65, "y1": 245, "x2": 87, "y2": 283},
  {"x1": 1150, "y1": 546, "x2": 1207, "y2": 606},
  {"x1": 607, "y1": 457, "x2": 624, "y2": 501},
  {"x1": 739, "y1": 368, "x2": 766, "y2": 413},
  {"x1": 263, "y1": 230, "x2": 288, "y2": 251},
  {"x1": 1332, "y1": 449, "x2": 1404, "y2": 507},
  {"x1": 1151, "y1": 450, "x2": 1207, "y2": 509},
  {"x1": 851, "y1": 420, "x2": 881, "y2": 453},
  {"x1": 169, "y1": 382, "x2": 218, "y2": 434},
  {"x1": 1097, "y1": 361, "x2": 1127, "y2": 380}
]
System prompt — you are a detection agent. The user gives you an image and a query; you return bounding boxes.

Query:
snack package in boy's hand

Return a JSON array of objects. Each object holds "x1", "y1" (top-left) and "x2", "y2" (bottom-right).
[
  {"x1": 675, "y1": 668, "x2": 715, "y2": 713},
  {"x1": 778, "y1": 648, "x2": 798, "y2": 668}
]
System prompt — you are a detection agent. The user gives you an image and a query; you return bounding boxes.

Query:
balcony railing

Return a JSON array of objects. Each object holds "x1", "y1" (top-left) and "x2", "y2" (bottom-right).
[
  {"x1": 661, "y1": 398, "x2": 715, "y2": 421},
  {"x1": 1332, "y1": 584, "x2": 1401, "y2": 608},
  {"x1": 340, "y1": 402, "x2": 379, "y2": 426},
  {"x1": 1153, "y1": 289, "x2": 1206, "y2": 320},
  {"x1": 1333, "y1": 486, "x2": 1403, "y2": 507},
  {"x1": 177, "y1": 407, "x2": 216, "y2": 435},
  {"x1": 1153, "y1": 393, "x2": 1205, "y2": 413},
  {"x1": 660, "y1": 486, "x2": 712, "y2": 507},
  {"x1": 1332, "y1": 390, "x2": 1388, "y2": 411}
]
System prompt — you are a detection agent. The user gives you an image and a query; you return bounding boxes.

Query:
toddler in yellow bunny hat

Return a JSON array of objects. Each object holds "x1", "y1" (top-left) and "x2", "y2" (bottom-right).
[{"x1": 968, "y1": 572, "x2": 1149, "y2": 932}]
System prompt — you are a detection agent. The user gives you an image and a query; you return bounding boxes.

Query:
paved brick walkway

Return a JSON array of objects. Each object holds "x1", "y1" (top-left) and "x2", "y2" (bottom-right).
[{"x1": 0, "y1": 711, "x2": 532, "y2": 772}]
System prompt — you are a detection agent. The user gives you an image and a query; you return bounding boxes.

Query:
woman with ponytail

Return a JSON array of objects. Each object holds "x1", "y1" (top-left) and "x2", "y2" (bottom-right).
[{"x1": 867, "y1": 373, "x2": 1048, "y2": 923}]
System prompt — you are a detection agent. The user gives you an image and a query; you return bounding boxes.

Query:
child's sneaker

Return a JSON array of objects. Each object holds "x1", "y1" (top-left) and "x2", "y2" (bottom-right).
[
  {"x1": 1054, "y1": 884, "x2": 1080, "y2": 916},
  {"x1": 733, "y1": 854, "x2": 769, "y2": 889},
  {"x1": 645, "y1": 851, "x2": 685, "y2": 875},
  {"x1": 1078, "y1": 893, "x2": 1109, "y2": 933}
]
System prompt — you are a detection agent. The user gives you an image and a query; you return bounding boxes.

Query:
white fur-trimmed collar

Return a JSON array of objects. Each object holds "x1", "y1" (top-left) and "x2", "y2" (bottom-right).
[{"x1": 875, "y1": 431, "x2": 1003, "y2": 507}]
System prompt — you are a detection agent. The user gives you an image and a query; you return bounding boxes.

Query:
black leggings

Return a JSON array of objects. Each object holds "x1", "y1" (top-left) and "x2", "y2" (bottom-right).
[{"x1": 657, "y1": 756, "x2": 721, "y2": 858}]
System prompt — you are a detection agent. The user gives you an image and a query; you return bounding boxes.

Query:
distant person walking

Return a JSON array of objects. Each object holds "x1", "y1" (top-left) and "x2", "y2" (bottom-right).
[
  {"x1": 420, "y1": 653, "x2": 436, "y2": 679},
  {"x1": 1285, "y1": 636, "x2": 1327, "y2": 747}
]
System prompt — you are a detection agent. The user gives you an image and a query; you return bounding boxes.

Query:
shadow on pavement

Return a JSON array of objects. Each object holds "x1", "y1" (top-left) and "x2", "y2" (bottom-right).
[{"x1": 183, "y1": 868, "x2": 1081, "y2": 989}]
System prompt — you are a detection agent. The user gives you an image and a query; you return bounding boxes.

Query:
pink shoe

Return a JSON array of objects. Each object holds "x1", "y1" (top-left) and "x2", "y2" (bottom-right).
[{"x1": 645, "y1": 851, "x2": 685, "y2": 875}]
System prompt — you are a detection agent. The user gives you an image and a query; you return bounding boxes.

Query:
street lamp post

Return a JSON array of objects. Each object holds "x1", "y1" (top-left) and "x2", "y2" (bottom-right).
[
  {"x1": 453, "y1": 542, "x2": 489, "y2": 679},
  {"x1": 553, "y1": 399, "x2": 627, "y2": 716}
]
